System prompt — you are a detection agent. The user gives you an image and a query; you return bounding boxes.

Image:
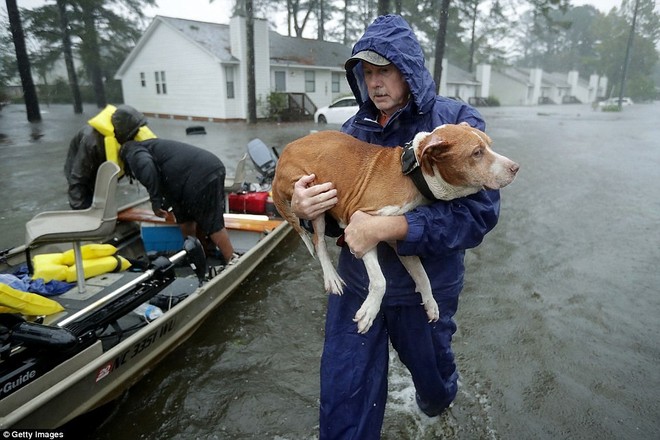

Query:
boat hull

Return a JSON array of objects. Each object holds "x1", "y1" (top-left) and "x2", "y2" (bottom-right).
[{"x1": 0, "y1": 220, "x2": 291, "y2": 429}]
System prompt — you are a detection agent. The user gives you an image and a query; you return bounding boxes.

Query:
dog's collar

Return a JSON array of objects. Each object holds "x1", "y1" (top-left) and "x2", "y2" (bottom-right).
[{"x1": 401, "y1": 141, "x2": 437, "y2": 200}]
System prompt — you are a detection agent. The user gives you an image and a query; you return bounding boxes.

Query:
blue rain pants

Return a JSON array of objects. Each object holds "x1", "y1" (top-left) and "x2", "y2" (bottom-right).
[{"x1": 319, "y1": 286, "x2": 460, "y2": 439}]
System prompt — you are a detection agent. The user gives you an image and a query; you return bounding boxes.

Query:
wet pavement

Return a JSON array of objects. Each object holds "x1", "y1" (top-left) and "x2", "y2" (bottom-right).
[{"x1": 1, "y1": 102, "x2": 659, "y2": 439}]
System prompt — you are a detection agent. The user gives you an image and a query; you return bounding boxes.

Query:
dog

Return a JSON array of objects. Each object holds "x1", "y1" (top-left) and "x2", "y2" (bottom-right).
[{"x1": 272, "y1": 123, "x2": 519, "y2": 333}]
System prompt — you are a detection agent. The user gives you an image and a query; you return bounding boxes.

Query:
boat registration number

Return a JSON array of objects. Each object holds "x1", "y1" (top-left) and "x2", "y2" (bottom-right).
[{"x1": 95, "y1": 318, "x2": 177, "y2": 383}]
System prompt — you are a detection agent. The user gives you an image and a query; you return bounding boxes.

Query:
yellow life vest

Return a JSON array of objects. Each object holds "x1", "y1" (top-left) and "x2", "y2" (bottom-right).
[
  {"x1": 32, "y1": 244, "x2": 132, "y2": 283},
  {"x1": 0, "y1": 282, "x2": 65, "y2": 316},
  {"x1": 87, "y1": 105, "x2": 157, "y2": 176}
]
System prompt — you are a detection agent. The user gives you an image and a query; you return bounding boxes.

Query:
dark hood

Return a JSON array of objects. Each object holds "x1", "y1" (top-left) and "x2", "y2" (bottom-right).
[{"x1": 112, "y1": 105, "x2": 147, "y2": 144}]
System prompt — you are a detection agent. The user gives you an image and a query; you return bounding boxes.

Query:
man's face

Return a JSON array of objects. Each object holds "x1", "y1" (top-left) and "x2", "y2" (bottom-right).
[{"x1": 362, "y1": 62, "x2": 410, "y2": 116}]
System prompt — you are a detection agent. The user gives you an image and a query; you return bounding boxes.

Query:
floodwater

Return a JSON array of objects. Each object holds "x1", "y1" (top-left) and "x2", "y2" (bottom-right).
[{"x1": 1, "y1": 103, "x2": 659, "y2": 439}]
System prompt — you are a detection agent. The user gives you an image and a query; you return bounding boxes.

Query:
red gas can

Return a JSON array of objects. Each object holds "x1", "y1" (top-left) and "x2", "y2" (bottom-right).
[{"x1": 228, "y1": 191, "x2": 269, "y2": 214}]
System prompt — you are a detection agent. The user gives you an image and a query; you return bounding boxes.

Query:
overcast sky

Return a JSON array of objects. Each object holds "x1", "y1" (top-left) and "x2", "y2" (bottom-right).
[
  {"x1": 16, "y1": 0, "x2": 637, "y2": 32},
  {"x1": 146, "y1": 0, "x2": 628, "y2": 28}
]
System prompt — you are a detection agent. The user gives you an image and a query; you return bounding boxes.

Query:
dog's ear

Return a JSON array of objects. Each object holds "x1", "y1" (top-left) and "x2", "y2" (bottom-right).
[{"x1": 418, "y1": 132, "x2": 452, "y2": 175}]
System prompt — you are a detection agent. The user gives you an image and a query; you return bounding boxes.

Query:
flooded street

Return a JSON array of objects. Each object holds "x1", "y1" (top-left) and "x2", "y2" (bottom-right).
[{"x1": 1, "y1": 102, "x2": 659, "y2": 439}]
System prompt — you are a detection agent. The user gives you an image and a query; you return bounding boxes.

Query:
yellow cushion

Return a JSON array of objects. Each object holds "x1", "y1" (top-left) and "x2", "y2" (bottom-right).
[
  {"x1": 65, "y1": 255, "x2": 132, "y2": 283},
  {"x1": 32, "y1": 253, "x2": 68, "y2": 282},
  {"x1": 60, "y1": 244, "x2": 117, "y2": 266}
]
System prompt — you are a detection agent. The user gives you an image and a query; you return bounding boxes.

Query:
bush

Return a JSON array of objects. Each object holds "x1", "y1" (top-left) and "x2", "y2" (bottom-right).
[
  {"x1": 263, "y1": 92, "x2": 287, "y2": 120},
  {"x1": 600, "y1": 104, "x2": 621, "y2": 112}
]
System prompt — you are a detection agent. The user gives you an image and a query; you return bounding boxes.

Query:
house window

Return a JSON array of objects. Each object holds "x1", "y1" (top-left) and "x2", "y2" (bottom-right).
[
  {"x1": 275, "y1": 71, "x2": 286, "y2": 92},
  {"x1": 155, "y1": 71, "x2": 167, "y2": 94},
  {"x1": 305, "y1": 71, "x2": 315, "y2": 93},
  {"x1": 140, "y1": 72, "x2": 146, "y2": 87},
  {"x1": 225, "y1": 66, "x2": 235, "y2": 99},
  {"x1": 331, "y1": 72, "x2": 340, "y2": 93}
]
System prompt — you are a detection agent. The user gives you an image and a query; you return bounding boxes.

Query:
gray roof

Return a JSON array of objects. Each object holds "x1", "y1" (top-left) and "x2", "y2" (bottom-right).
[
  {"x1": 445, "y1": 63, "x2": 479, "y2": 85},
  {"x1": 269, "y1": 33, "x2": 351, "y2": 69},
  {"x1": 159, "y1": 16, "x2": 351, "y2": 69},
  {"x1": 496, "y1": 67, "x2": 533, "y2": 85},
  {"x1": 543, "y1": 71, "x2": 571, "y2": 88}
]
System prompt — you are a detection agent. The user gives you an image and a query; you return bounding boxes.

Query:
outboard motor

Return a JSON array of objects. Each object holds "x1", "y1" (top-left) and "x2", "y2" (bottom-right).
[{"x1": 247, "y1": 138, "x2": 278, "y2": 183}]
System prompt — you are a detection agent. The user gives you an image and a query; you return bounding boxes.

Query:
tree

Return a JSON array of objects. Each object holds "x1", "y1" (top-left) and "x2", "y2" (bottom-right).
[
  {"x1": 22, "y1": 0, "x2": 154, "y2": 107},
  {"x1": 0, "y1": 15, "x2": 17, "y2": 99},
  {"x1": 246, "y1": 0, "x2": 257, "y2": 123},
  {"x1": 593, "y1": 1, "x2": 659, "y2": 100},
  {"x1": 57, "y1": 0, "x2": 83, "y2": 113},
  {"x1": 433, "y1": 0, "x2": 451, "y2": 87},
  {"x1": 6, "y1": 0, "x2": 41, "y2": 121},
  {"x1": 377, "y1": 0, "x2": 390, "y2": 15}
]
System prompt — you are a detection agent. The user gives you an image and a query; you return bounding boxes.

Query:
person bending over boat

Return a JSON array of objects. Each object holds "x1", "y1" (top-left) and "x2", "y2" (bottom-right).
[
  {"x1": 64, "y1": 104, "x2": 156, "y2": 210},
  {"x1": 119, "y1": 138, "x2": 237, "y2": 265}
]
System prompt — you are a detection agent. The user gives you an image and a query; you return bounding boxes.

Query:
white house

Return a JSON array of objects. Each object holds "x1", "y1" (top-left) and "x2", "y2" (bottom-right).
[
  {"x1": 114, "y1": 15, "x2": 352, "y2": 121},
  {"x1": 488, "y1": 66, "x2": 607, "y2": 105},
  {"x1": 114, "y1": 15, "x2": 609, "y2": 118}
]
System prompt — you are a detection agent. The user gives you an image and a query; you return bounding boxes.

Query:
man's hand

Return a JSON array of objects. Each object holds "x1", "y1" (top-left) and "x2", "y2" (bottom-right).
[
  {"x1": 291, "y1": 174, "x2": 338, "y2": 220},
  {"x1": 344, "y1": 210, "x2": 408, "y2": 258},
  {"x1": 153, "y1": 207, "x2": 169, "y2": 218}
]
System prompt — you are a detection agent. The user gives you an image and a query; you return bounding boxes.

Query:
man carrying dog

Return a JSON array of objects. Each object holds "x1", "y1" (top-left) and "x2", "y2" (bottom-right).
[{"x1": 291, "y1": 15, "x2": 501, "y2": 439}]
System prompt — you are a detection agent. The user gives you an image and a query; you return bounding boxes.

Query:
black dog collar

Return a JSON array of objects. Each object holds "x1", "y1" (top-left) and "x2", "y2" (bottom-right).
[{"x1": 401, "y1": 141, "x2": 436, "y2": 200}]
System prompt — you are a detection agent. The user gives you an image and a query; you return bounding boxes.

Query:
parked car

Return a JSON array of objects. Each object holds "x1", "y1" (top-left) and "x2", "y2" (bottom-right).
[
  {"x1": 314, "y1": 97, "x2": 359, "y2": 124},
  {"x1": 598, "y1": 97, "x2": 634, "y2": 107}
]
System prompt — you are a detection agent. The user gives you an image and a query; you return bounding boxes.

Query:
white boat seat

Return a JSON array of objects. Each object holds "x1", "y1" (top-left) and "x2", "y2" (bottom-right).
[
  {"x1": 25, "y1": 161, "x2": 121, "y2": 294},
  {"x1": 224, "y1": 153, "x2": 247, "y2": 212}
]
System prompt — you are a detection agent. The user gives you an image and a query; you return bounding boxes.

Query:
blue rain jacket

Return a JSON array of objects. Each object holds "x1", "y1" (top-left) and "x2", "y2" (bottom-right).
[{"x1": 339, "y1": 14, "x2": 501, "y2": 306}]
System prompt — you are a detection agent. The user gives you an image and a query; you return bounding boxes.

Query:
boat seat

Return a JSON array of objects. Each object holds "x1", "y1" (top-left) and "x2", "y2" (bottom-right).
[
  {"x1": 224, "y1": 153, "x2": 247, "y2": 212},
  {"x1": 25, "y1": 161, "x2": 121, "y2": 294}
]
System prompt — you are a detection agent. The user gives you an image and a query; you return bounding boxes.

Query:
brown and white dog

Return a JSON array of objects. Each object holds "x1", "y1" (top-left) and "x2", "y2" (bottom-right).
[{"x1": 272, "y1": 123, "x2": 519, "y2": 333}]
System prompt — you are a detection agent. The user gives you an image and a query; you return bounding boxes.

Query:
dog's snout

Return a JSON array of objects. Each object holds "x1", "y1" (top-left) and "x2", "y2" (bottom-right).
[{"x1": 510, "y1": 162, "x2": 520, "y2": 175}]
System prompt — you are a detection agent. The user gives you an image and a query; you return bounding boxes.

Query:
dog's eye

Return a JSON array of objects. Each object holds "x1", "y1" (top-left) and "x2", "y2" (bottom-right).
[{"x1": 472, "y1": 148, "x2": 484, "y2": 158}]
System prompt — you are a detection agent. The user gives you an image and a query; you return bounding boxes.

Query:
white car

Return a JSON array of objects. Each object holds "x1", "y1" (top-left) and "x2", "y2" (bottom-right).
[
  {"x1": 598, "y1": 97, "x2": 634, "y2": 107},
  {"x1": 314, "y1": 97, "x2": 359, "y2": 124}
]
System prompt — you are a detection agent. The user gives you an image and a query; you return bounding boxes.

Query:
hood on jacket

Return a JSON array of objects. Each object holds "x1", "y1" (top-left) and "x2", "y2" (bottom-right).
[
  {"x1": 345, "y1": 15, "x2": 437, "y2": 115},
  {"x1": 112, "y1": 105, "x2": 147, "y2": 144}
]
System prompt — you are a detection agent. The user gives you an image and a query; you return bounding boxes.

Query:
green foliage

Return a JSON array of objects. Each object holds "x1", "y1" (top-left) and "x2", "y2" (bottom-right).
[
  {"x1": 261, "y1": 92, "x2": 288, "y2": 120},
  {"x1": 486, "y1": 95, "x2": 500, "y2": 106},
  {"x1": 17, "y1": 0, "x2": 155, "y2": 105},
  {"x1": 600, "y1": 104, "x2": 622, "y2": 112},
  {"x1": 0, "y1": 14, "x2": 18, "y2": 97}
]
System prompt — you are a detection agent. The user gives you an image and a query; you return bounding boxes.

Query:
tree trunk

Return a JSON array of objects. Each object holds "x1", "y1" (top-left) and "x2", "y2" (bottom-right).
[
  {"x1": 57, "y1": 0, "x2": 83, "y2": 113},
  {"x1": 6, "y1": 0, "x2": 41, "y2": 122},
  {"x1": 433, "y1": 0, "x2": 451, "y2": 92},
  {"x1": 377, "y1": 0, "x2": 389, "y2": 15},
  {"x1": 317, "y1": 0, "x2": 324, "y2": 40},
  {"x1": 81, "y1": 4, "x2": 106, "y2": 108},
  {"x1": 246, "y1": 0, "x2": 257, "y2": 124},
  {"x1": 468, "y1": 0, "x2": 478, "y2": 73}
]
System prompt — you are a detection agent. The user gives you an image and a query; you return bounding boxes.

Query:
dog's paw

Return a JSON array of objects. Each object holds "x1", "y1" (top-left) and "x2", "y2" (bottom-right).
[
  {"x1": 353, "y1": 303, "x2": 379, "y2": 334},
  {"x1": 324, "y1": 274, "x2": 345, "y2": 295},
  {"x1": 423, "y1": 298, "x2": 440, "y2": 323}
]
